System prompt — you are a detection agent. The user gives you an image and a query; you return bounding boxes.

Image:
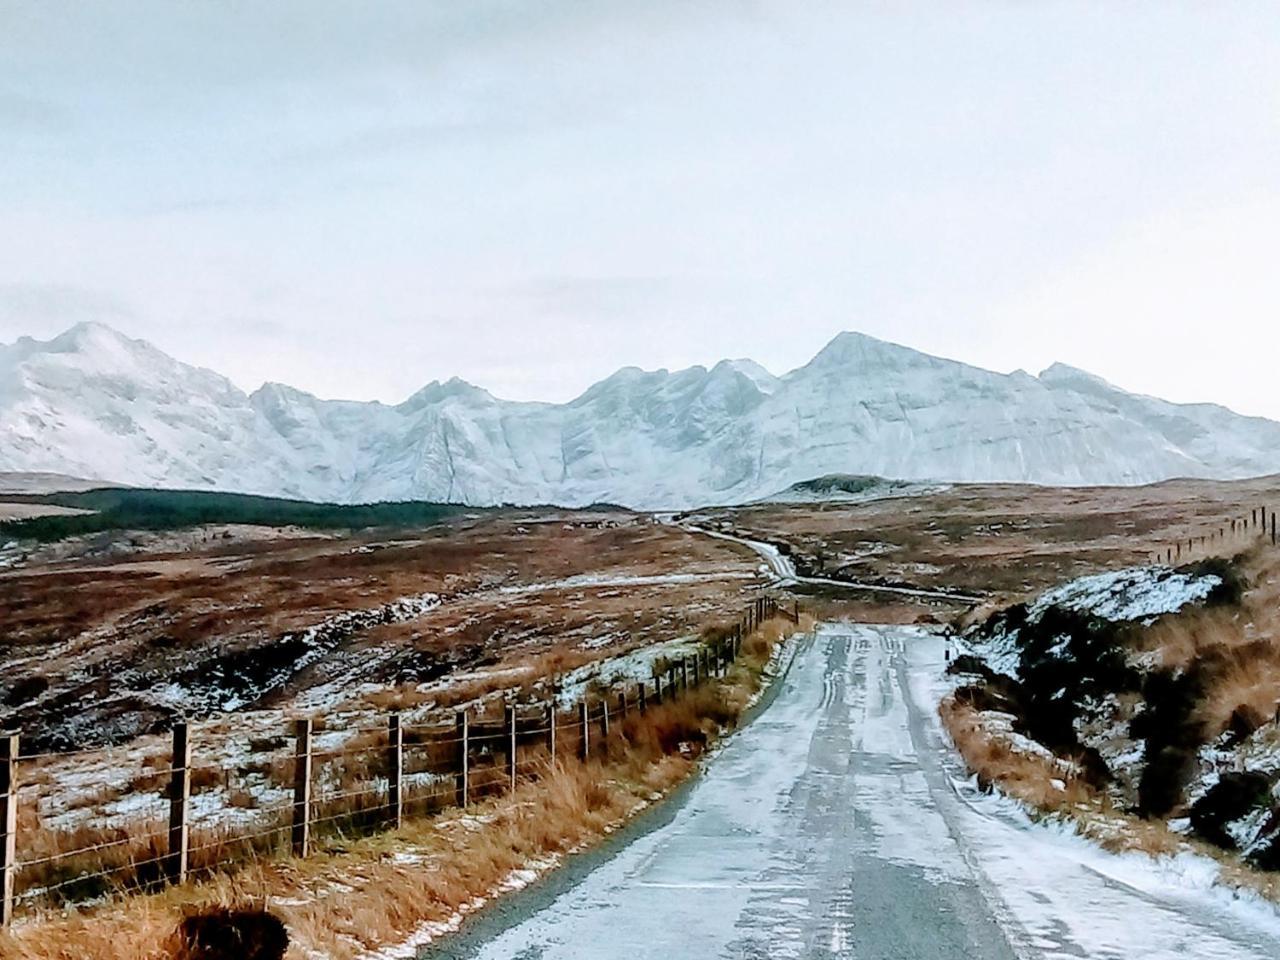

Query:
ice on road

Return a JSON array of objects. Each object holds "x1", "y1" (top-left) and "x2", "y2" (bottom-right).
[{"x1": 433, "y1": 624, "x2": 1280, "y2": 959}]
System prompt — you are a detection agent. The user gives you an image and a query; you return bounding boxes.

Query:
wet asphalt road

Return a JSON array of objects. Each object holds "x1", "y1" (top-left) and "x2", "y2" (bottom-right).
[{"x1": 431, "y1": 626, "x2": 1016, "y2": 959}]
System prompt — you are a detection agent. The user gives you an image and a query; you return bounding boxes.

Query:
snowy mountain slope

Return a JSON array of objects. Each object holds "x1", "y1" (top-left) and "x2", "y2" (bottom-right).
[{"x1": 3, "y1": 322, "x2": 1280, "y2": 509}]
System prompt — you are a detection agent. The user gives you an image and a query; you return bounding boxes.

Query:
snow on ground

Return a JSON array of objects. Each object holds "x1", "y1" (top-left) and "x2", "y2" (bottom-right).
[
  {"x1": 1028, "y1": 564, "x2": 1222, "y2": 624},
  {"x1": 553, "y1": 636, "x2": 699, "y2": 708},
  {"x1": 965, "y1": 564, "x2": 1224, "y2": 681},
  {"x1": 210, "y1": 592, "x2": 441, "y2": 713},
  {"x1": 26, "y1": 589, "x2": 726, "y2": 850}
]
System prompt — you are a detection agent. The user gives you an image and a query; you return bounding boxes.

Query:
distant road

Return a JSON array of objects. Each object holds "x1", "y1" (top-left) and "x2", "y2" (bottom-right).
[
  {"x1": 430, "y1": 625, "x2": 1280, "y2": 960},
  {"x1": 684, "y1": 524, "x2": 986, "y2": 603}
]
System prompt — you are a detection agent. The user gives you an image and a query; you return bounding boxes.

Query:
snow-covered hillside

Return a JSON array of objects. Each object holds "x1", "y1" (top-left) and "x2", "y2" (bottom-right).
[{"x1": 4, "y1": 322, "x2": 1280, "y2": 509}]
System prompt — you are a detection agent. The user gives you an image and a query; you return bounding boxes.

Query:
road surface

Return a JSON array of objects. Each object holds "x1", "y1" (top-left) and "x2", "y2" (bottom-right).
[
  {"x1": 430, "y1": 624, "x2": 1280, "y2": 959},
  {"x1": 683, "y1": 525, "x2": 985, "y2": 603}
]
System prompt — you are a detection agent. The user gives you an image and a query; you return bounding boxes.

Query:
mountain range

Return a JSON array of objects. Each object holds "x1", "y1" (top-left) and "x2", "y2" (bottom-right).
[{"x1": 3, "y1": 322, "x2": 1279, "y2": 510}]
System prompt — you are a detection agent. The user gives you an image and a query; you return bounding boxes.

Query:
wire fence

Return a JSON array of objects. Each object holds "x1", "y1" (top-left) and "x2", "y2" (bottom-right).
[
  {"x1": 1150, "y1": 504, "x2": 1279, "y2": 566},
  {"x1": 0, "y1": 596, "x2": 800, "y2": 924}
]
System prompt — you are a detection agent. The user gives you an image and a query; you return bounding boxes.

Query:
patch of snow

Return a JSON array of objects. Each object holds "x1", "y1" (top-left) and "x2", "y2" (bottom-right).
[
  {"x1": 1029, "y1": 565, "x2": 1221, "y2": 624},
  {"x1": 554, "y1": 637, "x2": 698, "y2": 708}
]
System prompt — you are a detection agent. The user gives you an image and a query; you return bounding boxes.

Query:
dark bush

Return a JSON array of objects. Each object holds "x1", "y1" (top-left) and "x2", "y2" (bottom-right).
[
  {"x1": 1225, "y1": 704, "x2": 1268, "y2": 747},
  {"x1": 177, "y1": 907, "x2": 289, "y2": 960},
  {"x1": 3, "y1": 675, "x2": 49, "y2": 707},
  {"x1": 1189, "y1": 771, "x2": 1275, "y2": 849},
  {"x1": 1246, "y1": 813, "x2": 1280, "y2": 871},
  {"x1": 947, "y1": 654, "x2": 1002, "y2": 682},
  {"x1": 1014, "y1": 606, "x2": 1139, "y2": 752},
  {"x1": 952, "y1": 683, "x2": 1018, "y2": 714},
  {"x1": 1134, "y1": 668, "x2": 1212, "y2": 817},
  {"x1": 1176, "y1": 556, "x2": 1248, "y2": 607}
]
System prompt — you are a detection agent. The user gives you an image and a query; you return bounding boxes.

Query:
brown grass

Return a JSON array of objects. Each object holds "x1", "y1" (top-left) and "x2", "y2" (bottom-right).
[
  {"x1": 939, "y1": 697, "x2": 1097, "y2": 813},
  {"x1": 940, "y1": 695, "x2": 1185, "y2": 859},
  {"x1": 1130, "y1": 549, "x2": 1280, "y2": 740}
]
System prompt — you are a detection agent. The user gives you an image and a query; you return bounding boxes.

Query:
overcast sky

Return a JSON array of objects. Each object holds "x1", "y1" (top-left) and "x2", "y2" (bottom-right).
[{"x1": 2, "y1": 2, "x2": 1278, "y2": 415}]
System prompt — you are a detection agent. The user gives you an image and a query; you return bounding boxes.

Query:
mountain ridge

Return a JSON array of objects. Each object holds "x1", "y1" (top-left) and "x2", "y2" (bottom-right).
[{"x1": 4, "y1": 321, "x2": 1280, "y2": 509}]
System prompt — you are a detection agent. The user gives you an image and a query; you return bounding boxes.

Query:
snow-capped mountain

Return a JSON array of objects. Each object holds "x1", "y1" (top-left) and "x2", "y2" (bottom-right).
[{"x1": 4, "y1": 322, "x2": 1280, "y2": 510}]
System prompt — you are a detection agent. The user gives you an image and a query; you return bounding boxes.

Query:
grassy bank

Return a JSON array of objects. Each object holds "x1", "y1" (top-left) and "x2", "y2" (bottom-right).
[
  {"x1": 939, "y1": 546, "x2": 1280, "y2": 905},
  {"x1": 0, "y1": 614, "x2": 811, "y2": 960}
]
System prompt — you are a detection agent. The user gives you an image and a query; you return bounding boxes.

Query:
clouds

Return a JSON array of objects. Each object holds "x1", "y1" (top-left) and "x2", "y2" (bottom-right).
[{"x1": 1, "y1": 3, "x2": 1278, "y2": 414}]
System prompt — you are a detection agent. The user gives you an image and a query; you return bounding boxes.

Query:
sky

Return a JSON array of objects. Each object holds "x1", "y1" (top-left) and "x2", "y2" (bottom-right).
[{"x1": 2, "y1": 2, "x2": 1279, "y2": 415}]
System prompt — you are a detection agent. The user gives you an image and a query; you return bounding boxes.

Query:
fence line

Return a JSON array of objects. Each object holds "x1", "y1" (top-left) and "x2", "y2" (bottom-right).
[
  {"x1": 0, "y1": 595, "x2": 799, "y2": 924},
  {"x1": 1150, "y1": 503, "x2": 1278, "y2": 566}
]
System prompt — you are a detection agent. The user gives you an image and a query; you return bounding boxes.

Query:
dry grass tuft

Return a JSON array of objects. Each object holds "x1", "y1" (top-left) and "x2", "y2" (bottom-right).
[{"x1": 939, "y1": 697, "x2": 1096, "y2": 813}]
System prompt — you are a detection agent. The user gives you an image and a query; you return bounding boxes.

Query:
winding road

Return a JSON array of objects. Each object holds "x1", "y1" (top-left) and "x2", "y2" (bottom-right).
[
  {"x1": 430, "y1": 624, "x2": 1280, "y2": 959},
  {"x1": 683, "y1": 525, "x2": 985, "y2": 604}
]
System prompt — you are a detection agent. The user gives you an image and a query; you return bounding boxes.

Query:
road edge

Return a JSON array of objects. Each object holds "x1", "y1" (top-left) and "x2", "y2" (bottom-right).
[{"x1": 420, "y1": 628, "x2": 810, "y2": 958}]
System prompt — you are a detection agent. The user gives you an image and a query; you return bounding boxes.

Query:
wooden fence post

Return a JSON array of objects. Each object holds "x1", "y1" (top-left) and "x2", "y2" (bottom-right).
[
  {"x1": 579, "y1": 701, "x2": 590, "y2": 760},
  {"x1": 455, "y1": 711, "x2": 469, "y2": 808},
  {"x1": 547, "y1": 702, "x2": 557, "y2": 761},
  {"x1": 601, "y1": 699, "x2": 610, "y2": 742},
  {"x1": 668, "y1": 664, "x2": 678, "y2": 699},
  {"x1": 1272, "y1": 513, "x2": 1276, "y2": 546},
  {"x1": 1, "y1": 732, "x2": 17, "y2": 928},
  {"x1": 617, "y1": 690, "x2": 628, "y2": 720},
  {"x1": 167, "y1": 720, "x2": 191, "y2": 884},
  {"x1": 638, "y1": 681, "x2": 648, "y2": 714},
  {"x1": 292, "y1": 718, "x2": 313, "y2": 858},
  {"x1": 505, "y1": 704, "x2": 517, "y2": 792},
  {"x1": 692, "y1": 655, "x2": 700, "y2": 686},
  {"x1": 387, "y1": 713, "x2": 403, "y2": 829},
  {"x1": 654, "y1": 675, "x2": 663, "y2": 705},
  {"x1": 681, "y1": 659, "x2": 690, "y2": 691}
]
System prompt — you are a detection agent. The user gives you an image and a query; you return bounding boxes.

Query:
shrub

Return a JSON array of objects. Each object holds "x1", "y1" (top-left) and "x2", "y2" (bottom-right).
[
  {"x1": 176, "y1": 906, "x2": 289, "y2": 960},
  {"x1": 1189, "y1": 771, "x2": 1275, "y2": 850}
]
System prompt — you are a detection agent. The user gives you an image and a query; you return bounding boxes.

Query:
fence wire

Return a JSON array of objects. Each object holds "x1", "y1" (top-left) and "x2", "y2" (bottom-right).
[{"x1": 1, "y1": 596, "x2": 790, "y2": 920}]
